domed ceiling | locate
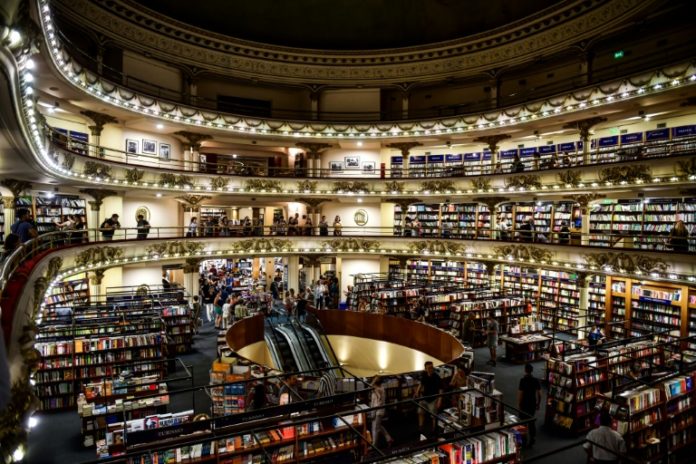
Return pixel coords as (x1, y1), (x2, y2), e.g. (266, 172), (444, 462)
(134, 0), (562, 50)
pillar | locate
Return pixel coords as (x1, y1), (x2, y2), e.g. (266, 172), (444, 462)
(175, 132), (212, 172)
(183, 258), (201, 299)
(80, 188), (118, 241)
(577, 273), (591, 340)
(80, 111), (118, 158)
(2, 197), (14, 237)
(265, 257), (276, 288)
(475, 196), (509, 240)
(484, 70), (501, 109)
(386, 142), (422, 177)
(401, 91), (409, 119)
(90, 269), (105, 302)
(483, 261), (498, 291)
(473, 135), (510, 172)
(562, 117), (606, 166)
(296, 143), (331, 177)
(310, 90), (320, 121)
(286, 255), (300, 294)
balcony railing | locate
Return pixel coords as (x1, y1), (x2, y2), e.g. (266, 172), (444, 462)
(47, 125), (696, 181)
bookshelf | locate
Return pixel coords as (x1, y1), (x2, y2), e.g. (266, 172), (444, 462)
(587, 275), (607, 327)
(538, 270), (580, 334)
(161, 306), (194, 354)
(0, 206), (4, 242)
(589, 202), (613, 246)
(450, 296), (525, 347)
(35, 194), (87, 234)
(43, 277), (90, 308)
(210, 362), (251, 416)
(35, 311), (167, 411)
(396, 202), (491, 238)
(545, 353), (607, 434)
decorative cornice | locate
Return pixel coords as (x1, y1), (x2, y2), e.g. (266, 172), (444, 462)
(386, 142), (422, 155)
(79, 189), (118, 209)
(83, 161), (112, 178)
(563, 116), (608, 139)
(53, 0), (657, 84)
(90, 268), (106, 285)
(563, 193), (605, 211)
(80, 110), (118, 134)
(332, 181), (370, 193)
(408, 240), (465, 255)
(470, 178), (492, 191)
(183, 257), (203, 274)
(557, 170), (582, 187)
(676, 157), (696, 176)
(160, 173), (194, 188)
(1, 179), (31, 198)
(296, 180), (318, 193)
(210, 176), (229, 190)
(75, 246), (124, 267)
(230, 238), (292, 252)
(383, 181), (404, 194)
(492, 245), (555, 263)
(245, 179), (282, 192)
(176, 195), (211, 210)
(504, 174), (542, 190)
(146, 240), (205, 256)
(473, 134), (511, 152)
(124, 167), (145, 183)
(421, 180), (455, 193)
(322, 238), (380, 252)
(583, 252), (669, 274)
(598, 164), (652, 184)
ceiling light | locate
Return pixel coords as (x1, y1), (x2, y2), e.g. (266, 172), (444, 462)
(8, 30), (22, 47)
(357, 141), (363, 147)
(357, 198), (363, 203)
(156, 193), (162, 197)
(24, 59), (36, 70)
(232, 154), (238, 158)
(156, 123), (163, 129)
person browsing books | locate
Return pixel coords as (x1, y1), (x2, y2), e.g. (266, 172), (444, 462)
(414, 361), (443, 435)
(584, 411), (626, 464)
(517, 363), (541, 447)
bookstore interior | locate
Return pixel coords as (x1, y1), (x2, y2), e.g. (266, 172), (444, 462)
(1, 1), (696, 463)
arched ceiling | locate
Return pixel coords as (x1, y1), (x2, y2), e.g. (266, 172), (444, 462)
(133, 0), (562, 50)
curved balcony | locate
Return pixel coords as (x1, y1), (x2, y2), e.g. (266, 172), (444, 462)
(41, 131), (696, 196)
(33, 0), (696, 140)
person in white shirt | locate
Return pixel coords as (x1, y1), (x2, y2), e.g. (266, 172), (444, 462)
(584, 411), (626, 464)
(370, 376), (394, 447)
(221, 297), (232, 329)
(497, 218), (509, 241)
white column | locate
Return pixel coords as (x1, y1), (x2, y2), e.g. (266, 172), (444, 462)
(2, 197), (15, 238)
(581, 206), (591, 246)
(578, 274), (590, 340)
(287, 255), (300, 294)
(87, 201), (101, 242)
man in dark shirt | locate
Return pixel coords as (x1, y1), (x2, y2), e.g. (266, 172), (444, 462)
(100, 213), (120, 240)
(518, 363), (541, 446)
(11, 208), (38, 243)
(136, 214), (150, 239)
(414, 361), (442, 435)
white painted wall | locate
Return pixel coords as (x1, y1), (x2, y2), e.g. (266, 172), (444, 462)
(339, 258), (380, 302)
(320, 202), (382, 235)
(123, 50), (182, 94)
(122, 196), (182, 234)
(122, 265), (166, 288)
(319, 89), (380, 120)
(319, 148), (382, 177)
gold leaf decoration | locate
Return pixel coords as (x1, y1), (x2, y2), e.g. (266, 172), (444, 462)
(408, 240), (463, 255)
(676, 157), (696, 176)
(210, 176), (229, 190)
(145, 240), (204, 256)
(83, 161), (112, 178)
(235, 238), (292, 252)
(297, 180), (317, 193)
(584, 252), (669, 274)
(493, 245), (554, 262)
(322, 238), (380, 251)
(75, 246), (124, 266)
(332, 181), (370, 193)
(125, 168), (145, 183)
(245, 179), (282, 191)
(504, 175), (542, 189)
(557, 170), (582, 187)
(384, 181), (404, 193)
(598, 164), (652, 184)
(160, 173), (194, 187)
(470, 178), (491, 191)
(61, 152), (75, 170)
(421, 180), (455, 192)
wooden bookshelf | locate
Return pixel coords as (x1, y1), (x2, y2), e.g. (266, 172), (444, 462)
(43, 277), (90, 308)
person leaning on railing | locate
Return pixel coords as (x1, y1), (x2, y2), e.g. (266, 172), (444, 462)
(668, 219), (690, 253)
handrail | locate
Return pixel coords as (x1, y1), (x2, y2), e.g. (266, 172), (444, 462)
(46, 123), (696, 180)
(2, 225), (694, 300)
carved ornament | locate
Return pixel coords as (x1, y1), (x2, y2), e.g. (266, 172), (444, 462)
(408, 240), (464, 255)
(504, 175), (542, 190)
(61, 152), (75, 170)
(83, 161), (112, 178)
(297, 180), (317, 193)
(323, 238), (380, 252)
(231, 239), (292, 253)
(383, 181), (404, 193)
(146, 241), (205, 256)
(183, 258), (203, 273)
(472, 196), (511, 211)
(493, 245), (555, 263)
(125, 167), (145, 183)
(45, 257), (63, 282)
(177, 195), (211, 209)
(245, 179), (281, 192)
(75, 246), (124, 267)
(583, 252), (669, 274)
(421, 180), (455, 193)
(332, 181), (370, 193)
(1, 179), (31, 198)
(90, 268), (106, 285)
(210, 176), (229, 190)
(557, 170), (582, 187)
(160, 173), (194, 188)
(471, 178), (491, 191)
(676, 157), (696, 177)
(598, 165), (652, 184)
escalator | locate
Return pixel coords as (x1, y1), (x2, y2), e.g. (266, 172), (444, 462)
(264, 323), (299, 372)
(264, 316), (338, 374)
(296, 321), (329, 371)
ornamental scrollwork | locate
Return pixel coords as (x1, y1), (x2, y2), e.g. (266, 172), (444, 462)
(210, 176), (229, 190)
(44, 257), (63, 282)
(383, 181), (404, 193)
(183, 258), (203, 273)
(323, 238), (380, 251)
(233, 238), (292, 252)
(61, 152), (75, 170)
(583, 252), (669, 274)
(160, 173), (194, 188)
(146, 241), (204, 256)
(493, 245), (555, 263)
(177, 195), (211, 208)
(470, 178), (491, 191)
(421, 180), (455, 192)
(83, 161), (112, 178)
(75, 246), (124, 266)
(504, 174), (542, 190)
(598, 164), (651, 184)
(676, 157), (696, 176)
(125, 167), (145, 183)
(408, 240), (463, 255)
(557, 170), (582, 187)
(245, 179), (282, 191)
(32, 277), (48, 318)
(297, 180), (317, 193)
(332, 181), (370, 193)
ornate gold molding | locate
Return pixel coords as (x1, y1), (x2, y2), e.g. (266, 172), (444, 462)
(473, 134), (510, 153)
(472, 196), (510, 211)
(504, 175), (542, 190)
(75, 246), (124, 266)
(90, 268), (106, 285)
(383, 181), (404, 193)
(83, 161), (112, 178)
(297, 180), (317, 193)
(209, 177), (228, 190)
(61, 152), (75, 170)
(323, 238), (380, 252)
(125, 167), (145, 183)
(408, 240), (464, 255)
(470, 178), (491, 191)
(386, 142), (422, 156)
(183, 258), (203, 273)
(332, 181), (369, 193)
(1, 179), (31, 198)
(79, 189), (118, 210)
(676, 157), (696, 176)
(598, 164), (652, 184)
(563, 193), (605, 213)
(80, 110), (118, 135)
(421, 180), (455, 193)
(177, 194), (211, 210)
(493, 244), (554, 263)
(245, 179), (281, 191)
(294, 198), (330, 210)
(583, 252), (669, 274)
(1, 197), (14, 209)
(230, 238), (292, 252)
(160, 173), (194, 188)
(557, 170), (582, 187)
(146, 240), (205, 256)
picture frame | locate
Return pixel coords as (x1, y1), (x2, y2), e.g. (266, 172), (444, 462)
(362, 161), (376, 174)
(142, 139), (157, 154)
(159, 143), (171, 160)
(329, 161), (344, 172)
(125, 139), (139, 154)
(344, 156), (360, 168)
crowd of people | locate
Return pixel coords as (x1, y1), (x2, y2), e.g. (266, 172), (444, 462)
(184, 214), (344, 237)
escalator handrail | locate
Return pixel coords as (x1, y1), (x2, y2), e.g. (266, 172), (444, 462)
(275, 325), (312, 372)
(304, 311), (351, 379)
(298, 322), (333, 374)
(264, 315), (299, 372)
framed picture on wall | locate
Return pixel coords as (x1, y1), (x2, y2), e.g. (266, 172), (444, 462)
(159, 143), (171, 160)
(125, 139), (139, 154)
(344, 156), (360, 168)
(329, 161), (344, 172)
(362, 161), (376, 174)
(142, 139), (157, 154)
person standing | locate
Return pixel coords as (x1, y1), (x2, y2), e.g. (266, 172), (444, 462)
(279, 375), (303, 404)
(332, 215), (342, 236)
(318, 216), (329, 236)
(584, 411), (627, 464)
(558, 220), (570, 245)
(414, 361), (443, 435)
(462, 312), (476, 347)
(295, 290), (308, 321)
(191, 295), (202, 333)
(186, 217), (198, 237)
(588, 324), (605, 349)
(370, 376), (394, 447)
(317, 363), (335, 397)
(668, 219), (690, 253)
(100, 213), (120, 241)
(486, 313), (499, 366)
(10, 209), (37, 243)
(518, 363), (541, 446)
(497, 218), (509, 241)
(136, 214), (151, 239)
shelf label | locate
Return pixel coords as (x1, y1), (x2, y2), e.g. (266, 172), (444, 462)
(500, 149), (518, 158)
(427, 154), (444, 163)
(539, 145), (556, 154)
(409, 155), (426, 165)
(598, 136), (619, 147)
(645, 128), (669, 141)
(672, 125), (696, 138)
(620, 132), (643, 144)
(445, 154), (462, 162)
(390, 156), (403, 164)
